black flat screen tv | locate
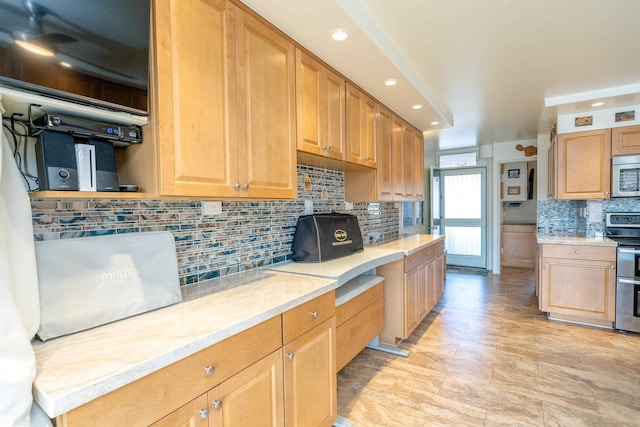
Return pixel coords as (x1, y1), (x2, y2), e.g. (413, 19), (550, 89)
(0, 0), (150, 116)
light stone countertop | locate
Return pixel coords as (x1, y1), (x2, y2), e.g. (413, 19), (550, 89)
(265, 247), (405, 285)
(31, 270), (337, 418)
(32, 234), (444, 418)
(536, 235), (618, 246)
(376, 233), (445, 256)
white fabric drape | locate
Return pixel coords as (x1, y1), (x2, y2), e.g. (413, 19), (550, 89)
(0, 125), (48, 426)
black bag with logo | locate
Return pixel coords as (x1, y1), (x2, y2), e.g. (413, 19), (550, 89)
(291, 213), (364, 262)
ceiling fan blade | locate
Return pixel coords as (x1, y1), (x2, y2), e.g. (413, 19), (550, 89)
(37, 32), (77, 44)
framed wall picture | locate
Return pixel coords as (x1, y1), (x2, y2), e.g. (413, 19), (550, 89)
(507, 168), (520, 179)
(615, 111), (635, 122)
(575, 116), (593, 127)
(507, 186), (521, 195)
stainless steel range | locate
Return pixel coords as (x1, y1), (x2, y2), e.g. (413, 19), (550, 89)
(605, 212), (640, 333)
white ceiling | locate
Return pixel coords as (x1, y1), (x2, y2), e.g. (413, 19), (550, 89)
(241, 0), (640, 151)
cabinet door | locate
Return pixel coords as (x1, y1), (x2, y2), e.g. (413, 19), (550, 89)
(295, 50), (345, 160)
(155, 0), (238, 198)
(556, 129), (611, 199)
(547, 135), (557, 199)
(501, 225), (537, 268)
(284, 318), (337, 427)
(402, 125), (414, 200)
(425, 258), (436, 313)
(346, 83), (377, 168)
(413, 129), (425, 201)
(540, 257), (616, 322)
(377, 107), (394, 201)
(209, 349), (284, 427)
(404, 269), (420, 337)
(417, 261), (428, 321)
(612, 125), (640, 156)
(434, 253), (445, 302)
(236, 10), (297, 199)
(392, 115), (405, 200)
(151, 395), (209, 427)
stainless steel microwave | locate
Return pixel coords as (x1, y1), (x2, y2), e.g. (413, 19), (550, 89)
(612, 155), (640, 197)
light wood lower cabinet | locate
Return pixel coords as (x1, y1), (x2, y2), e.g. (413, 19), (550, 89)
(501, 224), (536, 269)
(538, 244), (616, 326)
(282, 291), (336, 427)
(153, 349), (284, 427)
(377, 240), (445, 345)
(56, 292), (336, 427)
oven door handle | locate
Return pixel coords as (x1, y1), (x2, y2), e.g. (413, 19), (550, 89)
(618, 248), (640, 255)
(618, 278), (640, 285)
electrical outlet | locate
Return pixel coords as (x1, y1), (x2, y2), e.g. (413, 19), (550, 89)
(202, 201), (222, 216)
(304, 200), (314, 214)
(344, 202), (354, 210)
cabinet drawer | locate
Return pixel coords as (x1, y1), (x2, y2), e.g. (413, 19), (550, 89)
(336, 282), (383, 326)
(404, 247), (430, 271)
(283, 291), (335, 344)
(58, 316), (282, 427)
(540, 244), (615, 261)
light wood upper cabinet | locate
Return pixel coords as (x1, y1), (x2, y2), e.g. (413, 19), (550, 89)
(612, 125), (640, 156)
(154, 0), (237, 198)
(295, 49), (345, 160)
(413, 129), (425, 200)
(152, 0), (296, 199)
(391, 114), (405, 200)
(235, 10), (297, 199)
(556, 129), (611, 199)
(376, 107), (394, 201)
(346, 83), (377, 168)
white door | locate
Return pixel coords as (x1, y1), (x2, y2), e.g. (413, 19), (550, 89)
(440, 168), (487, 268)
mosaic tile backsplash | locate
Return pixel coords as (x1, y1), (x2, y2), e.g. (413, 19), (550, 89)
(537, 198), (640, 237)
(31, 165), (400, 285)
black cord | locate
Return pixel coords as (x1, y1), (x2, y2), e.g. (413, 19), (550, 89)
(2, 123), (35, 191)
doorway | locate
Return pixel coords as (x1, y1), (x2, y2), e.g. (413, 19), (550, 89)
(437, 167), (487, 268)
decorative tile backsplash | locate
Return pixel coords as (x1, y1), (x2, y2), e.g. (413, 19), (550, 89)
(31, 165), (399, 285)
(538, 198), (640, 237)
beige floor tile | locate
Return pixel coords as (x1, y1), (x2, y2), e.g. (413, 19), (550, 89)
(336, 268), (640, 426)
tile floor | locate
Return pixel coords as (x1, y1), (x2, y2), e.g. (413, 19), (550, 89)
(337, 268), (640, 426)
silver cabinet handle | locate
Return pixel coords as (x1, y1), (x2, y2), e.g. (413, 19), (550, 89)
(311, 311), (318, 318)
(234, 182), (241, 190)
(574, 250), (580, 254)
(199, 408), (209, 419)
(287, 353), (295, 360)
(242, 183), (250, 190)
(605, 191), (610, 196)
(212, 400), (223, 410)
(204, 365), (214, 375)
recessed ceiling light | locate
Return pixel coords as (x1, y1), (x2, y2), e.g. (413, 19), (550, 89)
(330, 29), (349, 41)
(15, 39), (55, 57)
(60, 61), (72, 68)
(384, 79), (398, 86)
(591, 102), (604, 107)
(411, 104), (423, 110)
(430, 121), (440, 126)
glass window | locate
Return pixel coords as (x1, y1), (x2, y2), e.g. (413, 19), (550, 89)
(401, 201), (424, 235)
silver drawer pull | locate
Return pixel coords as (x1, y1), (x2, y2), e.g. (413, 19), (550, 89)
(213, 400), (223, 410)
(287, 353), (295, 360)
(311, 311), (318, 318)
(574, 250), (580, 254)
(204, 365), (215, 375)
(199, 409), (210, 419)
